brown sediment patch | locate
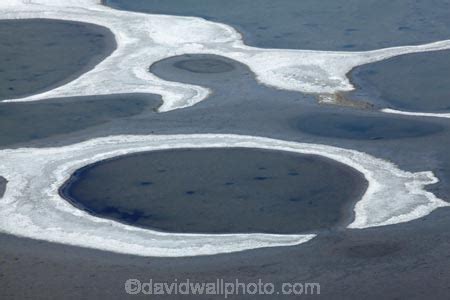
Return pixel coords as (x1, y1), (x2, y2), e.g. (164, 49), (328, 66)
(316, 92), (374, 110)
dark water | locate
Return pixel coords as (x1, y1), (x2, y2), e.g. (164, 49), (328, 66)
(60, 148), (367, 234)
(0, 176), (6, 198)
(150, 54), (314, 113)
(106, 0), (450, 50)
(50, 53), (437, 235)
(0, 94), (160, 147)
(295, 113), (443, 140)
(152, 54), (443, 140)
(349, 50), (450, 113)
(0, 19), (115, 100)
(174, 58), (235, 73)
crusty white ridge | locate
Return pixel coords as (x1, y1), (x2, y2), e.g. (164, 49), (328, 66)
(382, 108), (450, 119)
(1, 0), (450, 117)
(0, 134), (447, 257)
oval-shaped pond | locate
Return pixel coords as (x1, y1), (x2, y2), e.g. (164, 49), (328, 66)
(173, 58), (235, 73)
(60, 148), (367, 234)
(0, 19), (115, 100)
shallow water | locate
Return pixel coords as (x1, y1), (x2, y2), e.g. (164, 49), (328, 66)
(349, 49), (450, 113)
(61, 148), (367, 234)
(106, 0), (450, 50)
(0, 19), (115, 100)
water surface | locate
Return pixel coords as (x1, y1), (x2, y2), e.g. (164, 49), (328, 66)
(106, 0), (450, 50)
(349, 50), (450, 112)
(0, 19), (115, 100)
(0, 94), (160, 147)
(152, 54), (443, 141)
(295, 113), (443, 140)
(61, 148), (367, 234)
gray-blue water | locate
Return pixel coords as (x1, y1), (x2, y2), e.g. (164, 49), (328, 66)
(105, 0), (450, 50)
(152, 54), (442, 140)
(0, 94), (160, 147)
(60, 148), (367, 234)
(3, 3), (450, 298)
(349, 49), (450, 113)
(104, 0), (450, 113)
(0, 19), (115, 100)
(58, 54), (444, 234)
